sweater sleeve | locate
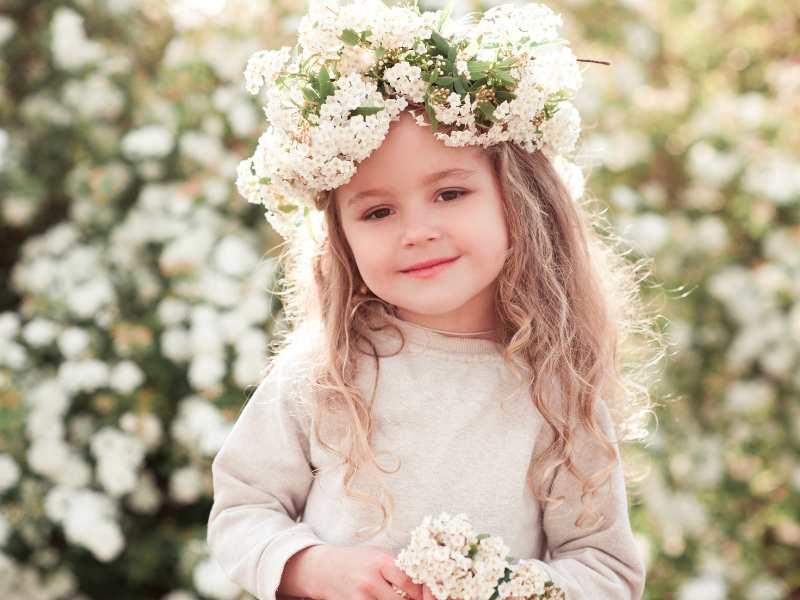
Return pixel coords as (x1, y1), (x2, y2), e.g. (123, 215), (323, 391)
(528, 398), (647, 600)
(206, 337), (326, 600)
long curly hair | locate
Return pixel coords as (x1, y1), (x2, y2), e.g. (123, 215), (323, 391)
(265, 109), (667, 540)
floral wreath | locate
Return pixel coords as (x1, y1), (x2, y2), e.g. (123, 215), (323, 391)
(236, 0), (607, 239)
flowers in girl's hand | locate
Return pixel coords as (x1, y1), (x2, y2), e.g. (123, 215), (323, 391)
(394, 512), (565, 600)
(237, 0), (591, 239)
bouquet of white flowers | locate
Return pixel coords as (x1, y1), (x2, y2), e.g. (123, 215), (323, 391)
(394, 512), (565, 600)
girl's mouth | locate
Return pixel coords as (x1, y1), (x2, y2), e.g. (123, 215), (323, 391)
(401, 256), (460, 279)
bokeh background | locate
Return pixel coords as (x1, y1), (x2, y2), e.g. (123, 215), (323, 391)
(1, 0), (798, 598)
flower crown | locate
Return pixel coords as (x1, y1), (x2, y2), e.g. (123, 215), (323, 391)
(236, 0), (596, 239)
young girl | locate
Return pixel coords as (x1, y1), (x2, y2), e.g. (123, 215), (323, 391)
(208, 2), (662, 599)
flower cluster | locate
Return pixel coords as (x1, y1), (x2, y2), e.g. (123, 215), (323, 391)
(395, 512), (565, 600)
(236, 0), (586, 239)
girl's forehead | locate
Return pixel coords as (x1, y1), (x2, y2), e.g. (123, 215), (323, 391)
(341, 143), (488, 193)
(336, 151), (490, 205)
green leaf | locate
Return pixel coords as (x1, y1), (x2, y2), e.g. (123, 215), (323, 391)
(425, 68), (440, 83)
(318, 66), (334, 101)
(302, 87), (320, 103)
(467, 60), (491, 79)
(494, 69), (517, 86)
(468, 77), (487, 92)
(453, 76), (467, 95)
(361, 29), (373, 40)
(351, 105), (384, 116)
(495, 57), (518, 68)
(374, 46), (385, 58)
(477, 102), (497, 123)
(495, 89), (516, 101)
(340, 28), (360, 46)
(277, 203), (297, 213)
(430, 30), (450, 57)
(436, 75), (455, 87)
(424, 100), (439, 133)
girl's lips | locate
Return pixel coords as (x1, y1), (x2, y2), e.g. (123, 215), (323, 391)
(401, 256), (459, 278)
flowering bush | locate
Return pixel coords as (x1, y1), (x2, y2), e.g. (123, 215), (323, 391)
(0, 1), (288, 598)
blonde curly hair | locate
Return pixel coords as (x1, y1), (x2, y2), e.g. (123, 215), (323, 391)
(264, 108), (666, 539)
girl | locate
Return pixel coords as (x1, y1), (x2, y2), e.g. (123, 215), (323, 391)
(208, 2), (664, 599)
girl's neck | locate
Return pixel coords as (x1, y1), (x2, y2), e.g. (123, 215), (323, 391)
(405, 322), (496, 338)
(388, 308), (499, 340)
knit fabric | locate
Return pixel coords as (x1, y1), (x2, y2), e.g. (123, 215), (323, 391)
(207, 313), (646, 599)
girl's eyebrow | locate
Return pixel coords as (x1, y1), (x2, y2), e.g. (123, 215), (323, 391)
(346, 168), (476, 207)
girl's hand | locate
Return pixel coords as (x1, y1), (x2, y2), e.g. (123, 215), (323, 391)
(311, 545), (423, 600)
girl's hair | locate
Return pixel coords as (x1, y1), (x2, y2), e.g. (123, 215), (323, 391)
(266, 107), (667, 539)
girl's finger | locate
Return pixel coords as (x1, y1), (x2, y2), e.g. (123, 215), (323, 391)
(380, 560), (423, 600)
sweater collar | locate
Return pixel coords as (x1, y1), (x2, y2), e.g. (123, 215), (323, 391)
(371, 311), (504, 357)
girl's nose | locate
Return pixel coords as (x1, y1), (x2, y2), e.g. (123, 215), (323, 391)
(401, 225), (441, 247)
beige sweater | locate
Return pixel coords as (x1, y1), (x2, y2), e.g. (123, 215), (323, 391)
(207, 313), (646, 600)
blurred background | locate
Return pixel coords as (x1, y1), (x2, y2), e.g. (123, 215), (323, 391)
(0, 0), (798, 598)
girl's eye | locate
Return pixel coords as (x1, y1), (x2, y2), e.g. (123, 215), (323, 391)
(362, 189), (467, 221)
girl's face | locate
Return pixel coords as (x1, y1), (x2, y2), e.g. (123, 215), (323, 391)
(335, 110), (509, 333)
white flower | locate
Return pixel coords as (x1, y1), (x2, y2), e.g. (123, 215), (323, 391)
(28, 437), (71, 480)
(742, 153), (800, 205)
(58, 326), (92, 359)
(676, 574), (726, 600)
(188, 353), (226, 390)
(50, 8), (104, 70)
(193, 557), (241, 600)
(725, 378), (775, 415)
(470, 3), (563, 48)
(158, 297), (190, 326)
(383, 62), (427, 104)
(109, 360), (145, 395)
(541, 102), (581, 155)
(121, 125), (175, 161)
(169, 465), (205, 504)
(528, 45), (582, 95)
(161, 327), (192, 362)
(213, 235), (258, 277)
(395, 512), (559, 600)
(120, 411), (163, 450)
(89, 427), (146, 497)
(551, 155), (585, 201)
(687, 141), (740, 186)
(616, 213), (671, 256)
(62, 74), (125, 121)
(0, 311), (21, 339)
(171, 396), (231, 457)
(62, 489), (125, 562)
(0, 16), (16, 46)
(179, 130), (227, 168)
(243, 46), (292, 95)
(127, 471), (163, 514)
(21, 318), (59, 347)
(0, 514), (10, 546)
(497, 559), (550, 598)
(162, 591), (199, 600)
(57, 358), (110, 394)
(0, 454), (21, 494)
